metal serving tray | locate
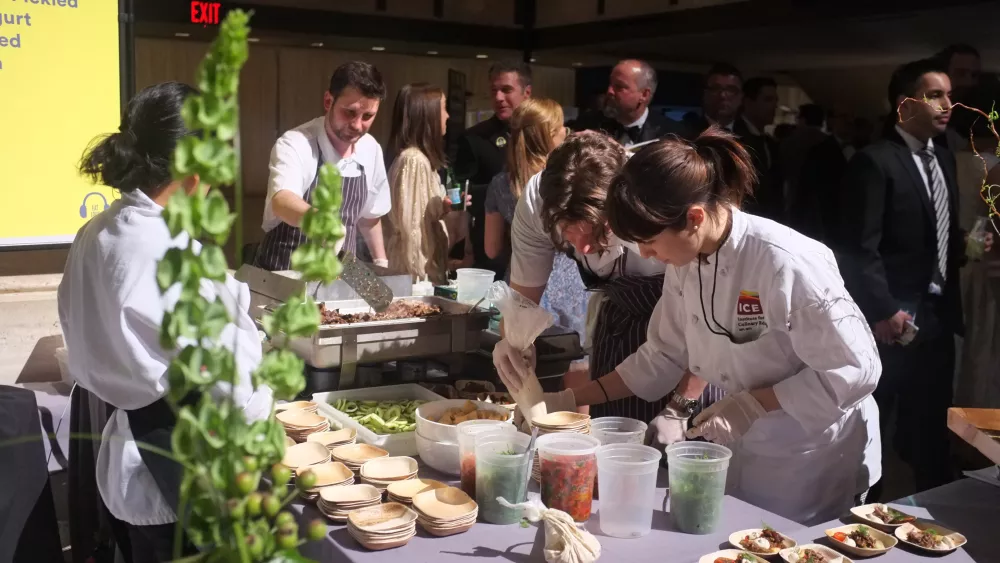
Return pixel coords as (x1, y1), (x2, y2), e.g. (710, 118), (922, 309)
(272, 296), (492, 387)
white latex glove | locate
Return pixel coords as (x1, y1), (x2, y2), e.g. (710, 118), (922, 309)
(493, 339), (536, 392)
(514, 389), (576, 432)
(685, 391), (766, 446)
(647, 406), (690, 450)
(373, 258), (389, 268)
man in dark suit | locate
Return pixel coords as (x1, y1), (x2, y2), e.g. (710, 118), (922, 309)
(793, 108), (855, 243)
(573, 59), (680, 147)
(454, 61), (532, 278)
(835, 58), (990, 493)
(683, 64), (784, 222)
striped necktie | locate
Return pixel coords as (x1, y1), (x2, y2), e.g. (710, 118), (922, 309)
(918, 147), (950, 287)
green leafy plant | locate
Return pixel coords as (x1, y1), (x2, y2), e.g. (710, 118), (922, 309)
(157, 9), (347, 561)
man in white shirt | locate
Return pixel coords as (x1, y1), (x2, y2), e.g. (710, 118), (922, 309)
(255, 61), (390, 271)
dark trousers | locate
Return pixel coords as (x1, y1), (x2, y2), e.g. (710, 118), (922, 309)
(127, 522), (195, 563)
(873, 295), (955, 493)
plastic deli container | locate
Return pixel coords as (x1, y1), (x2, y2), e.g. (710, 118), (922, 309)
(537, 433), (601, 522)
(476, 432), (532, 524)
(591, 417), (648, 445)
(666, 442), (732, 534)
(457, 420), (517, 498)
(596, 444), (660, 538)
(456, 268), (496, 305)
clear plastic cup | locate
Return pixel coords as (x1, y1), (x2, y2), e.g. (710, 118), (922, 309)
(591, 417), (649, 445)
(476, 432), (532, 524)
(456, 268), (496, 305)
(666, 442), (732, 534)
(596, 444), (661, 538)
(457, 420), (516, 498)
(537, 433), (602, 522)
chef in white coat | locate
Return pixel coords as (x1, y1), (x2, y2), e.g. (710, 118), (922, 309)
(59, 82), (272, 561)
(510, 127), (883, 524)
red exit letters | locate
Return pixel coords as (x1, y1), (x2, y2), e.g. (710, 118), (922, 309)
(191, 1), (221, 26)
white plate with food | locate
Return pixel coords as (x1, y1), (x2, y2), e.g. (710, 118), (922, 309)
(779, 544), (852, 563)
(729, 528), (797, 557)
(894, 522), (966, 554)
(825, 524), (897, 557)
(699, 549), (769, 563)
(849, 503), (917, 530)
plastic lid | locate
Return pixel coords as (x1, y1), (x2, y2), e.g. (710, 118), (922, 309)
(536, 433), (601, 457)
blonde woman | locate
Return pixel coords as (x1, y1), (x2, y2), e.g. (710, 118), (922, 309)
(483, 98), (586, 339)
(385, 83), (454, 283)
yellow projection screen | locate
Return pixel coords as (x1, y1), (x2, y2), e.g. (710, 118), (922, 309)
(0, 0), (122, 247)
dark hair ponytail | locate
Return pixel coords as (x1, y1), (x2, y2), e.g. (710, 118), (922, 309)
(606, 126), (756, 243)
(80, 81), (197, 195)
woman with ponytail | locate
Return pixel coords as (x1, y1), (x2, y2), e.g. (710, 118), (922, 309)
(596, 126), (882, 524)
(59, 82), (272, 561)
(483, 98), (587, 340)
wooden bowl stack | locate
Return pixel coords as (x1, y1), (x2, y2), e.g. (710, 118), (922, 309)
(306, 428), (358, 452)
(386, 478), (447, 505)
(358, 457), (419, 493)
(347, 502), (418, 551)
(296, 461), (355, 502)
(330, 444), (390, 473)
(281, 442), (332, 475)
(412, 486), (478, 537)
(277, 408), (331, 443)
(317, 484), (382, 523)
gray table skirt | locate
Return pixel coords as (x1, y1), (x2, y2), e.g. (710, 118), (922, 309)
(290, 466), (998, 563)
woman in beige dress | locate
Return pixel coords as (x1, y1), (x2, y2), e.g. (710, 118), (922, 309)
(384, 83), (458, 283)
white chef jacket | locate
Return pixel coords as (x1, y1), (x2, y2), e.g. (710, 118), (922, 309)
(510, 170), (664, 289)
(58, 189), (273, 526)
(617, 208), (882, 525)
(262, 116), (390, 235)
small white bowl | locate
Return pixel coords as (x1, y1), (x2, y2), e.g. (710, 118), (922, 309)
(849, 503), (915, 531)
(779, 544), (853, 563)
(415, 399), (513, 444)
(415, 432), (460, 475)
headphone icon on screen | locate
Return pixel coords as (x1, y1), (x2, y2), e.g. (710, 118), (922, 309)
(80, 192), (110, 218)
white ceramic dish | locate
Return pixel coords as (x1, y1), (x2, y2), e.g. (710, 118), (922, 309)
(894, 522), (966, 554)
(698, 549), (768, 563)
(415, 399), (514, 444)
(314, 384), (445, 456)
(728, 528), (796, 557)
(414, 432), (460, 475)
(779, 544), (853, 563)
(825, 524), (897, 557)
(849, 503), (916, 530)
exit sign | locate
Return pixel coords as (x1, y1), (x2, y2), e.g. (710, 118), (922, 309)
(190, 1), (222, 25)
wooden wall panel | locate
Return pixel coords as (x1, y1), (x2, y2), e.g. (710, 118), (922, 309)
(242, 0), (517, 27)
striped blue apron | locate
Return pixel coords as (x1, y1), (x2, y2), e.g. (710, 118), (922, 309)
(254, 150), (368, 271)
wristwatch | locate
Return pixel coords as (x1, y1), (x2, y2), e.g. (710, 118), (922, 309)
(668, 392), (699, 416)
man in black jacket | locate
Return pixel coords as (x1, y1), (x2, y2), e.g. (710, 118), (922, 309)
(573, 59), (681, 147)
(454, 61), (532, 277)
(835, 58), (989, 492)
(683, 64), (783, 222)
